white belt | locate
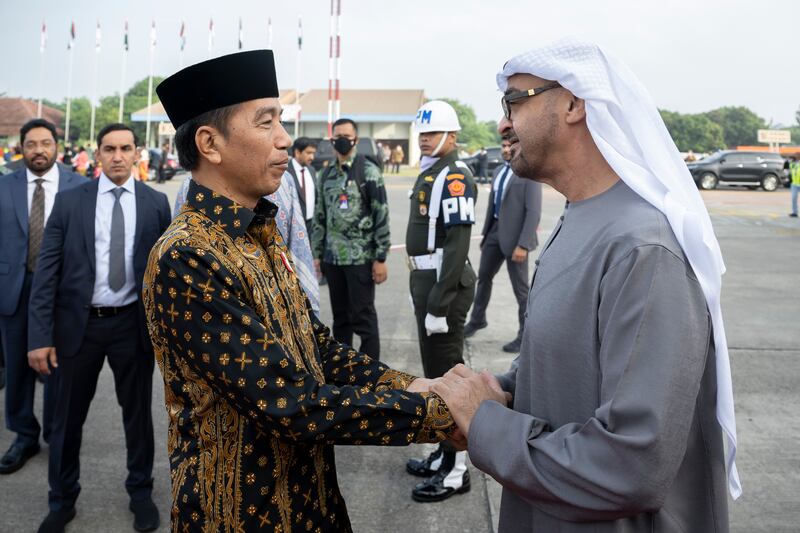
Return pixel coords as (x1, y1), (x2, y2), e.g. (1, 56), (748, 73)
(407, 253), (439, 271)
(407, 248), (444, 277)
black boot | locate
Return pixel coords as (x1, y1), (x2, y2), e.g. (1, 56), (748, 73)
(502, 335), (522, 353)
(412, 450), (470, 502)
(406, 444), (443, 477)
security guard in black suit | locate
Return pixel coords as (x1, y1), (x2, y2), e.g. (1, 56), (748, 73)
(405, 100), (477, 502)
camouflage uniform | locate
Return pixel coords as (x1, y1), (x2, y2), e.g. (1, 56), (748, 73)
(312, 149), (390, 359)
(311, 150), (390, 265)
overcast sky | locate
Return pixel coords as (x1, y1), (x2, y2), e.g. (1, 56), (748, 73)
(3, 0), (799, 126)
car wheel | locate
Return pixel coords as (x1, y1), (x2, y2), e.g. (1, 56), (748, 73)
(698, 172), (718, 190)
(761, 173), (779, 192)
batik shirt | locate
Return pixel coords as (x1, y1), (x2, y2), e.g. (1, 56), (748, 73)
(144, 181), (453, 533)
(174, 175), (320, 315)
(311, 150), (390, 265)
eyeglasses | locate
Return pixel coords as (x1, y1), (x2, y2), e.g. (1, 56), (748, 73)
(500, 82), (560, 120)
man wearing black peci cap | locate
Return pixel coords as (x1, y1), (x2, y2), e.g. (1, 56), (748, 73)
(145, 50), (461, 532)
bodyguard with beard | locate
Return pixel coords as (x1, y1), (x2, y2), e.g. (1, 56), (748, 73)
(0, 119), (86, 475)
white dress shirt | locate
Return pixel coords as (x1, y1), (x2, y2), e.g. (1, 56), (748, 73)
(291, 158), (315, 221)
(26, 164), (60, 226)
(91, 173), (138, 307)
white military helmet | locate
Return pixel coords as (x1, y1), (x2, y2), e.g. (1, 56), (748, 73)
(414, 100), (461, 133)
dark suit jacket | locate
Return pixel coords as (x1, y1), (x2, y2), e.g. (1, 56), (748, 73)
(286, 159), (317, 220)
(0, 166), (87, 316)
(481, 164), (543, 256)
(28, 179), (171, 358)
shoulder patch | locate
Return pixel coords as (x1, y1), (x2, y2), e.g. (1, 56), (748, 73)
(447, 180), (466, 197)
(446, 173), (464, 181)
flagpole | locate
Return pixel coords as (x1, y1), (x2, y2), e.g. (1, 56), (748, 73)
(327, 1), (334, 137)
(179, 21), (185, 69)
(208, 18), (214, 59)
(37, 21), (46, 118)
(334, 0), (342, 121)
(65, 22), (75, 144)
(267, 17), (273, 49)
(89, 21), (101, 144)
(146, 21), (156, 148)
(295, 16), (302, 137)
(118, 20), (128, 122)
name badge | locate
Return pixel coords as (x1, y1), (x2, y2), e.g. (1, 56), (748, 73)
(338, 193), (349, 210)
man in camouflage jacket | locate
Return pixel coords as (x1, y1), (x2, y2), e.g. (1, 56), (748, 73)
(312, 118), (390, 360)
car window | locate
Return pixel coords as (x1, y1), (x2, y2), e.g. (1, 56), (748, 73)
(724, 154), (747, 164)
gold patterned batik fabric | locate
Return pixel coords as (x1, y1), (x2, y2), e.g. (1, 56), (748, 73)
(143, 180), (454, 533)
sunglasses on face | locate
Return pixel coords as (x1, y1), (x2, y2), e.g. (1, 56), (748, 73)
(501, 82), (560, 120)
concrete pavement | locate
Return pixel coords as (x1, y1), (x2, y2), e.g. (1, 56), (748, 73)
(0, 174), (797, 532)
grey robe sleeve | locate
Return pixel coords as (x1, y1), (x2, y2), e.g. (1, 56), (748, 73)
(495, 356), (519, 396)
(468, 245), (711, 521)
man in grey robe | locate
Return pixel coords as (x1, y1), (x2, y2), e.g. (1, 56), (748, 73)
(432, 39), (739, 532)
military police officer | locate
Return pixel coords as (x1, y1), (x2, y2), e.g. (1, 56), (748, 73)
(405, 100), (477, 502)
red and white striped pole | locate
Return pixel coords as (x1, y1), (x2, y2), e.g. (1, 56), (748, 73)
(327, 0), (335, 137)
(334, 0), (342, 122)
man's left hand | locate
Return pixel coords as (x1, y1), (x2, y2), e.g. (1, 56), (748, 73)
(511, 246), (528, 263)
(431, 364), (511, 436)
(372, 261), (388, 284)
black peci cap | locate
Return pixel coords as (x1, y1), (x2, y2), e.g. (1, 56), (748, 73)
(156, 50), (280, 128)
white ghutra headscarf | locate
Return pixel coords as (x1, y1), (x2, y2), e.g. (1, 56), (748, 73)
(497, 37), (741, 499)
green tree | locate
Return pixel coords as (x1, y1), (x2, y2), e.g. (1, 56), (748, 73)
(704, 106), (766, 148)
(437, 98), (500, 151)
(660, 110), (725, 152)
(46, 76), (164, 145)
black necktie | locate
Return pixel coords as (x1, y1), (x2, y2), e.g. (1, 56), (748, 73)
(299, 167), (307, 201)
(494, 165), (510, 219)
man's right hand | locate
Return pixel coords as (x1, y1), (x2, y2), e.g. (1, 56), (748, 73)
(28, 347), (58, 375)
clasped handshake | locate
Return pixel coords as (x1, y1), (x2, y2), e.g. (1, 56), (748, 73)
(406, 364), (513, 450)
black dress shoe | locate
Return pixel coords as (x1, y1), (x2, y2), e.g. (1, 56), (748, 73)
(412, 469), (471, 502)
(130, 497), (160, 532)
(0, 441), (40, 474)
(463, 321), (487, 338)
(406, 445), (443, 477)
(502, 336), (522, 353)
(412, 450), (470, 502)
(37, 508), (76, 533)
